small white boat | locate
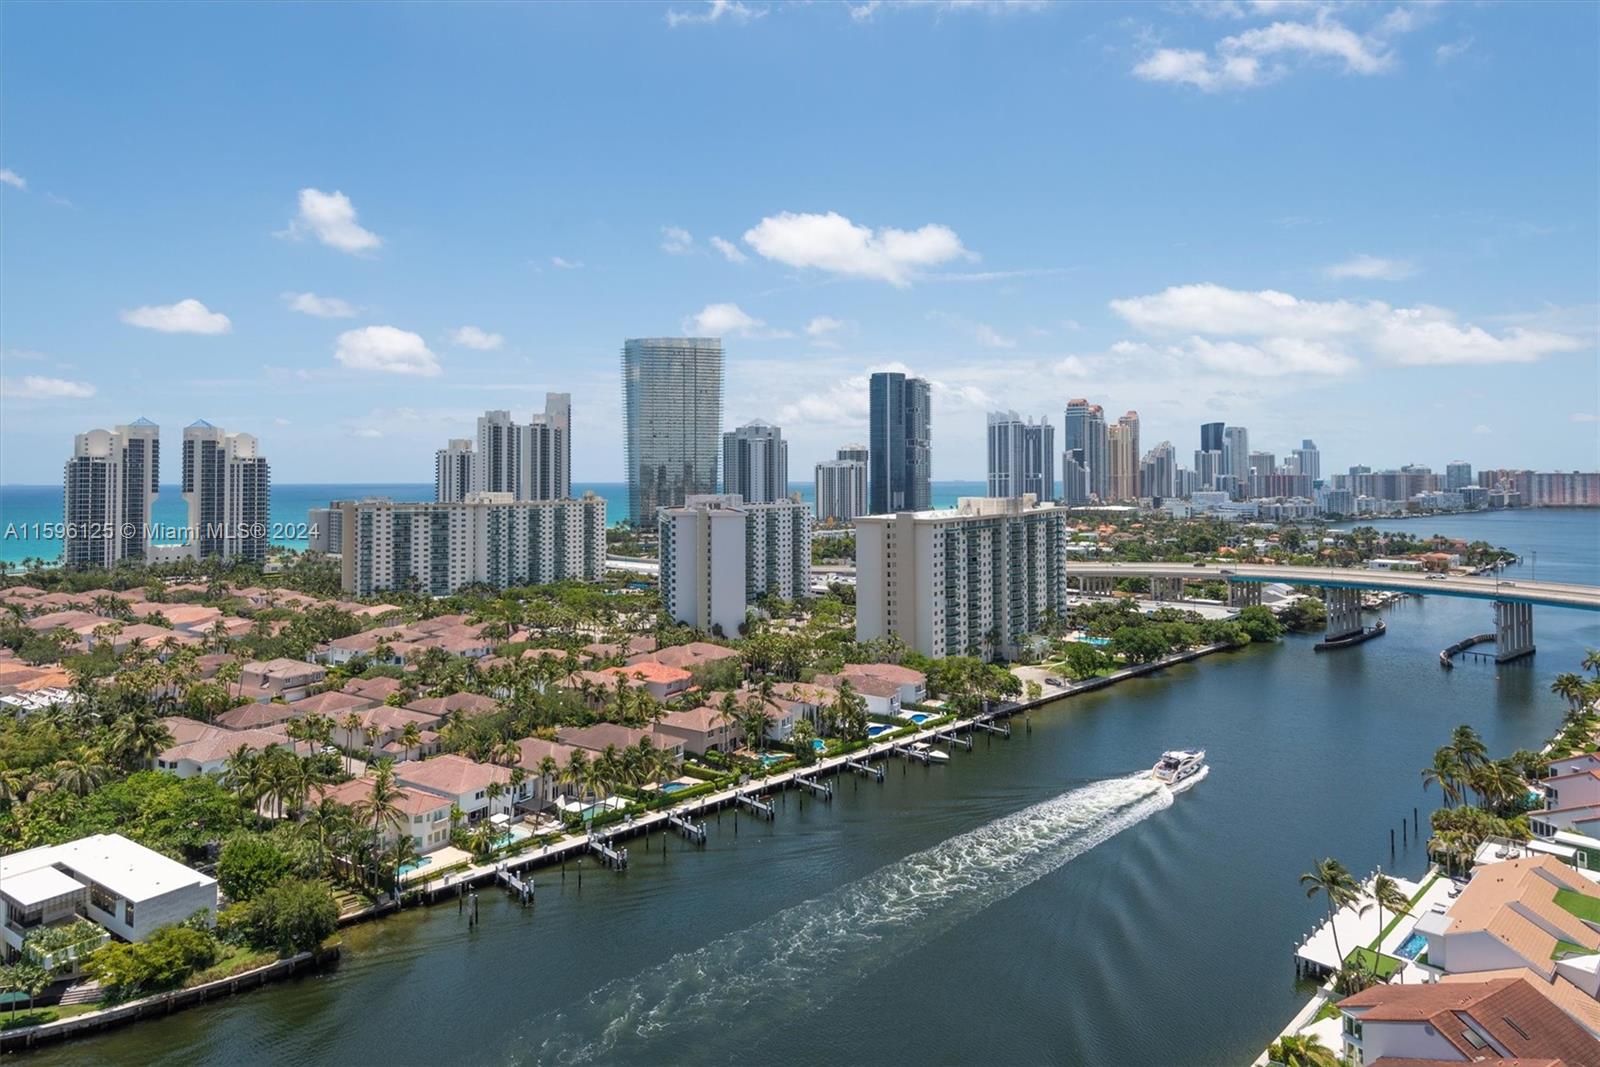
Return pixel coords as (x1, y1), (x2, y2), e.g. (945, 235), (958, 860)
(909, 742), (950, 763)
(1148, 749), (1206, 789)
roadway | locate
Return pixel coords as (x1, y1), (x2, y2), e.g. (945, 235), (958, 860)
(1063, 561), (1600, 612)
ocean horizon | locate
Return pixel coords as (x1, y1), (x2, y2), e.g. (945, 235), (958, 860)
(0, 480), (991, 565)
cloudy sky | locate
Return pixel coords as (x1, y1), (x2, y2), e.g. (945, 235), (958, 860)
(2, 1), (1595, 485)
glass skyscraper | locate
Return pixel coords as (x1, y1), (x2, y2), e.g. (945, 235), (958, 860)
(868, 371), (931, 514)
(622, 338), (724, 525)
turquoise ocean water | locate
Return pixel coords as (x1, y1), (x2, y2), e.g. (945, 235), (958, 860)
(0, 482), (990, 564)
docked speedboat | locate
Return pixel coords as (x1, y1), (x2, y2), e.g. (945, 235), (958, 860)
(1148, 749), (1206, 787)
(909, 741), (951, 763)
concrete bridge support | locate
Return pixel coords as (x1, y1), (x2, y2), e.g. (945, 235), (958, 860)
(1324, 587), (1363, 641)
(1153, 577), (1185, 602)
(1494, 601), (1535, 663)
(1078, 576), (1115, 597)
(1228, 582), (1262, 608)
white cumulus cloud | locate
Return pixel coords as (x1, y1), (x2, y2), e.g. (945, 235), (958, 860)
(550, 256), (584, 270)
(709, 236), (748, 263)
(683, 302), (790, 339)
(1133, 7), (1415, 92)
(661, 226), (694, 254)
(120, 298), (233, 335)
(804, 316), (844, 337)
(0, 375), (96, 400)
(742, 210), (972, 287)
(335, 326), (441, 377)
(282, 187), (383, 255)
(1109, 283), (1586, 370)
(0, 168), (25, 190)
(283, 291), (358, 318)
(666, 0), (763, 27)
(450, 325), (505, 351)
(1326, 254), (1417, 281)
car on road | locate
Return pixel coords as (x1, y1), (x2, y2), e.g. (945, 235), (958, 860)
(1045, 677), (1064, 687)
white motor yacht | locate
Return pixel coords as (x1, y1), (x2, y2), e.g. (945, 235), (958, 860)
(1148, 749), (1206, 788)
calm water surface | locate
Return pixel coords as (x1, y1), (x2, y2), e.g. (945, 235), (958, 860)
(26, 509), (1600, 1066)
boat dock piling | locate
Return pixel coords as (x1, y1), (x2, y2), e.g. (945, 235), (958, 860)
(666, 811), (707, 844)
(894, 745), (934, 765)
(939, 731), (973, 751)
(736, 792), (776, 820)
(970, 718), (1011, 738)
(844, 758), (885, 782)
(793, 774), (834, 801)
(588, 835), (629, 870)
(496, 866), (534, 905)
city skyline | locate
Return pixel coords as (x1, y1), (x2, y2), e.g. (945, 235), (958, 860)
(2, 2), (1596, 486)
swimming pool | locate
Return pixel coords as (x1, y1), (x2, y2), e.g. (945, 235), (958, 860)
(661, 781), (692, 793)
(812, 739), (825, 752)
(867, 724), (892, 737)
(1395, 931), (1428, 960)
(398, 855), (434, 876)
(1081, 637), (1111, 647)
(901, 712), (930, 724)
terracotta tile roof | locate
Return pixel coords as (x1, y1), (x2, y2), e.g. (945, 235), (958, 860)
(394, 754), (509, 797)
(630, 642), (739, 670)
(556, 723), (679, 754)
(288, 691), (376, 717)
(839, 662), (926, 687)
(513, 737), (582, 772)
(597, 662), (692, 686)
(658, 705), (735, 733)
(216, 702), (302, 730)
(1446, 857), (1600, 937)
(344, 676), (405, 700)
(1344, 977), (1600, 1064)
(1441, 967), (1600, 1038)
(315, 776), (452, 818)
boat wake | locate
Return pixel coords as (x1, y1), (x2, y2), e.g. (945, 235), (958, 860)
(521, 775), (1173, 1065)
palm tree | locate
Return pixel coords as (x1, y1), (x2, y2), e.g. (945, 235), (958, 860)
(1266, 1033), (1337, 1067)
(1300, 857), (1362, 971)
(52, 752), (110, 797)
(1450, 724), (1488, 771)
(341, 711), (364, 773)
(1583, 648), (1600, 676)
(388, 835), (422, 897)
(1371, 870), (1411, 942)
(300, 795), (350, 876)
(1421, 747), (1465, 807)
(562, 749), (590, 805)
(536, 755), (559, 809)
(399, 722), (423, 762)
(107, 709), (175, 770)
(222, 745), (264, 814)
(1552, 673), (1590, 716)
(355, 761), (405, 889)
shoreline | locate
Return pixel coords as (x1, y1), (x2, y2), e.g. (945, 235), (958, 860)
(0, 636), (1246, 1054)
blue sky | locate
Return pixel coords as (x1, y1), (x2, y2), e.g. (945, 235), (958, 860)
(2, 0), (1596, 485)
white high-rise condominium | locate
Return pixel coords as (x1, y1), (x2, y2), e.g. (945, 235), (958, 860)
(339, 492), (605, 597)
(181, 421), (271, 561)
(855, 495), (1069, 661)
(986, 412), (1056, 500)
(1222, 426), (1250, 490)
(722, 420), (788, 504)
(1140, 441), (1177, 499)
(469, 394), (571, 502)
(1293, 439), (1321, 485)
(63, 418), (160, 567)
(815, 451), (868, 524)
(836, 443), (869, 466)
(435, 439), (474, 503)
(659, 494), (811, 637)
(1445, 461), (1474, 492)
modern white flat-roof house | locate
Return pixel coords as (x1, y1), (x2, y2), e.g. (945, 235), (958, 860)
(0, 833), (218, 961)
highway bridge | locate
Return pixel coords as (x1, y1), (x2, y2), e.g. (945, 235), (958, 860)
(1066, 562), (1600, 661)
